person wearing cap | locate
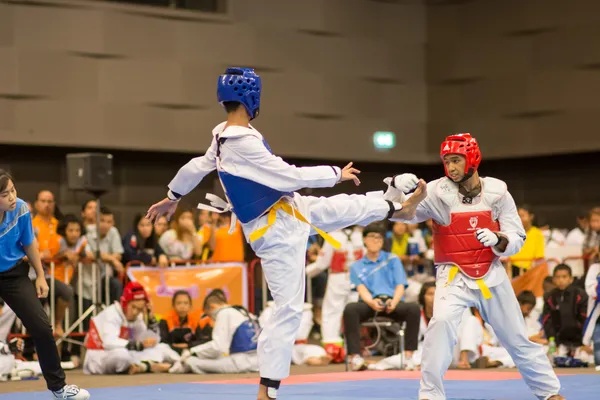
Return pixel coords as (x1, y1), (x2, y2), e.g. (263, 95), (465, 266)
(384, 133), (563, 400)
(82, 282), (179, 375)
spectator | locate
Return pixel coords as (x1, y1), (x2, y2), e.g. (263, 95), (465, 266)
(173, 291), (259, 374)
(542, 264), (588, 350)
(32, 190), (61, 261)
(122, 214), (168, 268)
(510, 205), (545, 276)
(518, 291), (547, 345)
(80, 200), (97, 229)
(56, 215), (91, 283)
(158, 290), (211, 355)
(154, 215), (169, 238)
(83, 282), (177, 375)
(386, 222), (411, 264)
(565, 210), (589, 247)
(343, 223), (420, 371)
(583, 207), (600, 266)
(31, 191), (74, 337)
(207, 212), (245, 263)
(85, 207), (125, 304)
(196, 209), (211, 246)
(159, 208), (203, 262)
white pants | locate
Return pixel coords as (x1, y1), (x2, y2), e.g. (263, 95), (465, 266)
(321, 272), (354, 344)
(185, 352), (258, 374)
(0, 355), (43, 380)
(291, 344), (327, 365)
(83, 343), (177, 374)
(0, 354), (14, 377)
(0, 305), (16, 342)
(452, 311), (483, 366)
(481, 344), (516, 368)
(245, 192), (390, 380)
(419, 272), (560, 400)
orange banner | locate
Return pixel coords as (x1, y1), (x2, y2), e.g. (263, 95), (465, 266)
(512, 262), (549, 298)
(127, 263), (247, 319)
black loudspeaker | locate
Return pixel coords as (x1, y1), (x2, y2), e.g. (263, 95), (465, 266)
(66, 153), (113, 193)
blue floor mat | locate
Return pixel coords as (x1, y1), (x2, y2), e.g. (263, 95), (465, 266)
(1, 375), (598, 399)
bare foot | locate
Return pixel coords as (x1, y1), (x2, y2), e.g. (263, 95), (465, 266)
(457, 360), (471, 370)
(547, 396), (565, 400)
(54, 325), (65, 337)
(128, 364), (143, 375)
(150, 362), (172, 373)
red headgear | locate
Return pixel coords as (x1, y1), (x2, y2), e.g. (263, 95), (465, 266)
(323, 343), (346, 364)
(440, 133), (482, 181)
(120, 282), (149, 310)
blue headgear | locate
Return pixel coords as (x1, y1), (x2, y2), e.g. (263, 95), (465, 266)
(217, 67), (262, 120)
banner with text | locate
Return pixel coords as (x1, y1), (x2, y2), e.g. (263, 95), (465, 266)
(127, 263), (247, 318)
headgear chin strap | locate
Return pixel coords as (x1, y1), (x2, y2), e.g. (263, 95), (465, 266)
(440, 133), (482, 182)
(120, 281), (149, 311)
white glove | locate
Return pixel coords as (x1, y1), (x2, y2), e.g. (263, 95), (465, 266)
(476, 228), (499, 247)
(391, 174), (419, 194)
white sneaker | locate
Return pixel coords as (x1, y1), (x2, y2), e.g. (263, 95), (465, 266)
(351, 355), (367, 371)
(52, 385), (91, 399)
(595, 365), (600, 372)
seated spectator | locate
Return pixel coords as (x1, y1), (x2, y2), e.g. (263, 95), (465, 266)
(56, 215), (91, 283)
(518, 290), (547, 345)
(260, 301), (331, 367)
(208, 212), (245, 263)
(0, 300), (16, 343)
(85, 207), (125, 304)
(83, 282), (178, 375)
(122, 214), (168, 268)
(583, 262), (600, 371)
(159, 208), (203, 262)
(343, 223), (420, 371)
(583, 207), (600, 266)
(510, 205), (545, 275)
(158, 290), (211, 355)
(172, 290), (259, 374)
(368, 281), (435, 370)
(543, 264), (588, 351)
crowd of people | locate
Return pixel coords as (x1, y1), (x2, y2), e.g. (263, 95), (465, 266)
(0, 188), (599, 382)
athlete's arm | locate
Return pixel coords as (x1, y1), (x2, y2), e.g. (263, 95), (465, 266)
(223, 136), (341, 192)
(492, 191), (526, 257)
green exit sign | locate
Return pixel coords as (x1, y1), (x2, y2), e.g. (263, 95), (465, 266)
(373, 131), (396, 150)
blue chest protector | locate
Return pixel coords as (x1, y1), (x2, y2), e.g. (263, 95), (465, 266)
(229, 306), (260, 354)
(217, 136), (292, 224)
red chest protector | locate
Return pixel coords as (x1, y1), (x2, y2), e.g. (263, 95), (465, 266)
(85, 319), (131, 350)
(433, 210), (500, 279)
(331, 249), (364, 273)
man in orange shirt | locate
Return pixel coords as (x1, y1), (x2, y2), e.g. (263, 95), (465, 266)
(31, 190), (73, 336)
(208, 212), (245, 263)
(32, 190), (61, 260)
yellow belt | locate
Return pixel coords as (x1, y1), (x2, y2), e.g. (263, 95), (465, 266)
(248, 199), (341, 249)
(447, 266), (492, 299)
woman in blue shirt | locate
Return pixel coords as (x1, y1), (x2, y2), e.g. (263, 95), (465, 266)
(0, 171), (89, 399)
